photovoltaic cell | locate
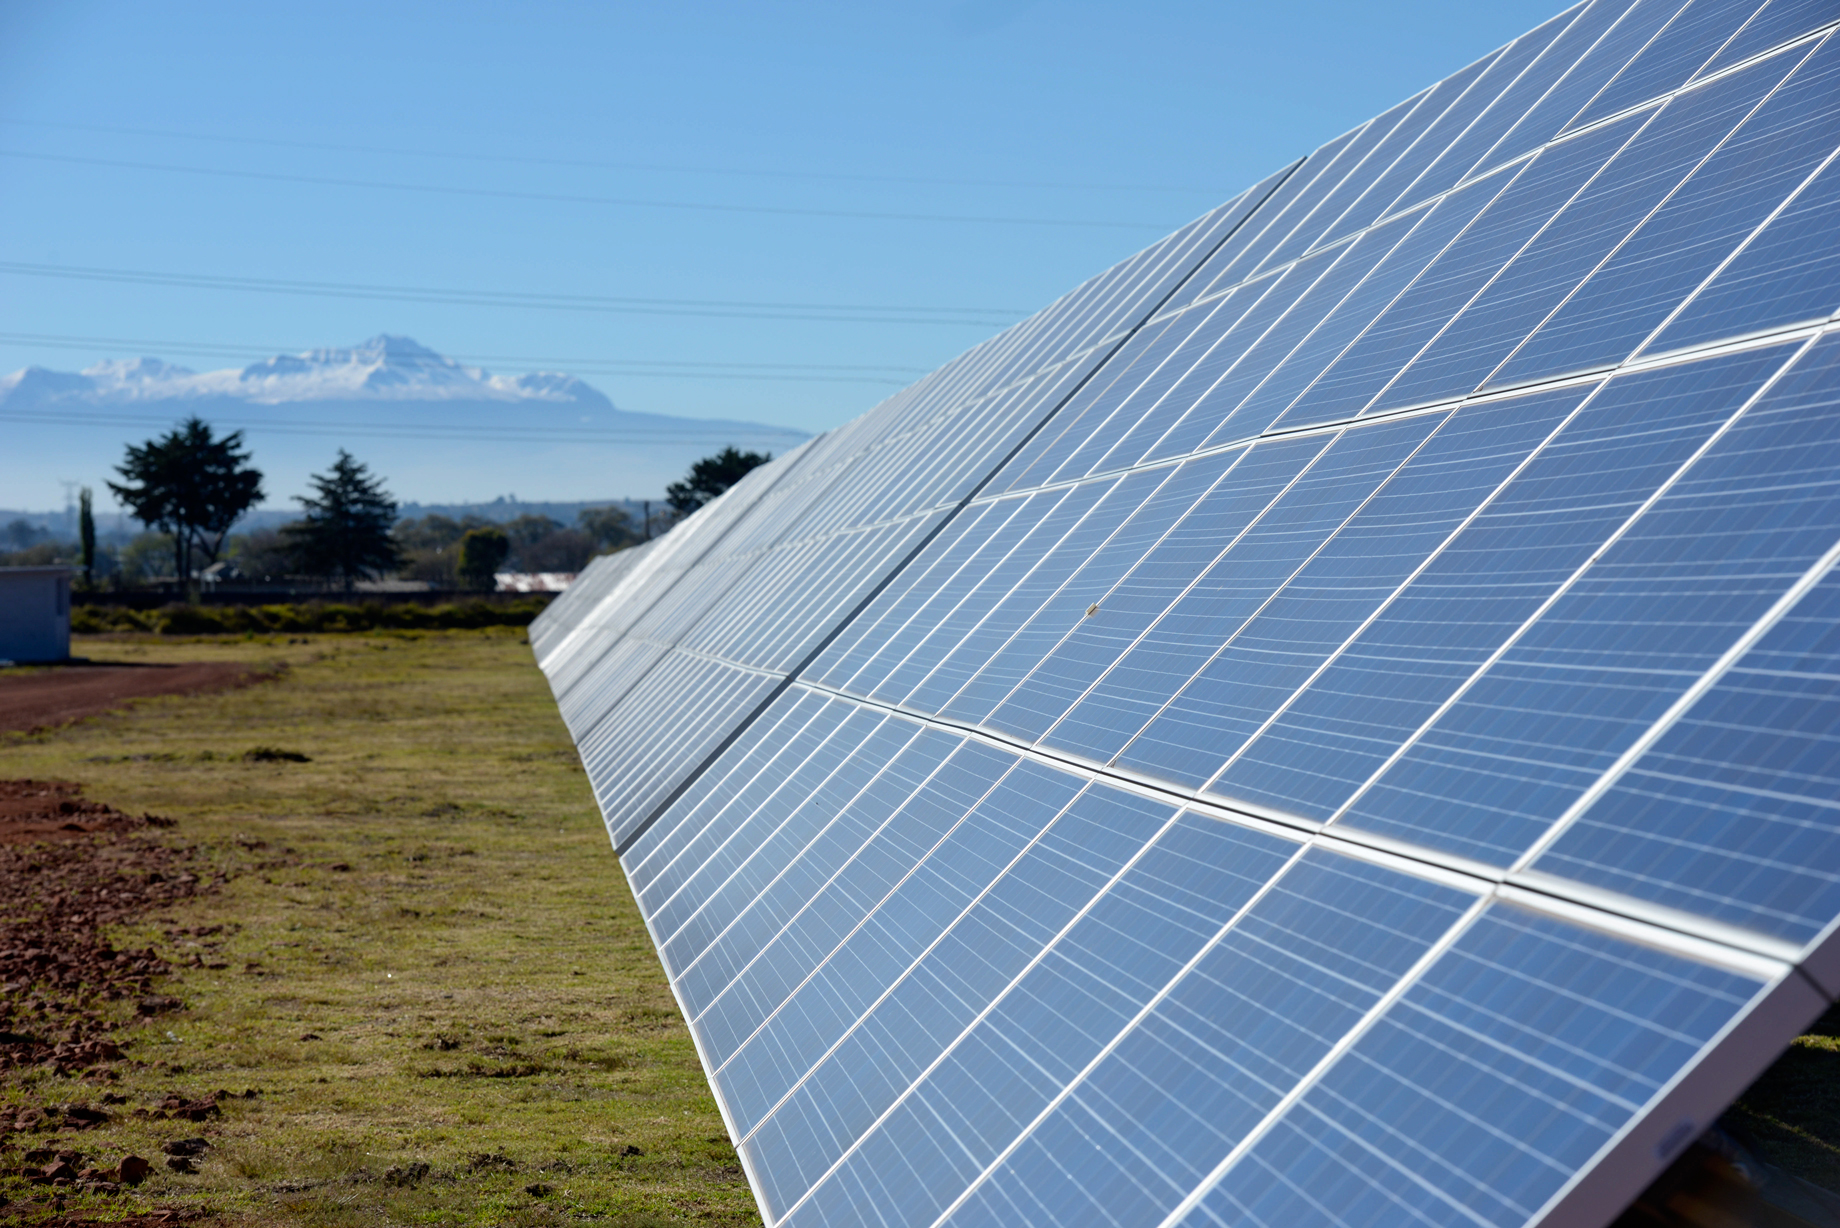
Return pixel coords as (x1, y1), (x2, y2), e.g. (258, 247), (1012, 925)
(1381, 4), (1587, 217)
(1282, 118), (1632, 426)
(779, 814), (1301, 1228)
(1259, 172), (1514, 433)
(1009, 436), (1337, 758)
(531, 2), (1840, 1223)
(1181, 904), (1763, 1228)
(1308, 50), (1509, 250)
(1379, 56), (1788, 410)
(1467, 0), (1672, 177)
(937, 850), (1475, 1228)
(1118, 391), (1586, 788)
(975, 453), (1247, 739)
(672, 727), (967, 1015)
(1701, 0), (1835, 73)
(1490, 33), (1831, 385)
(1535, 569), (1840, 942)
(1645, 117), (1840, 354)
(741, 783), (1178, 1217)
(1332, 343), (1800, 862)
(1102, 415), (1451, 787)
(1563, 0), (1766, 129)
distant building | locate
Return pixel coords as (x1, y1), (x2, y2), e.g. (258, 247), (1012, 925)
(495, 572), (574, 593)
(0, 566), (71, 663)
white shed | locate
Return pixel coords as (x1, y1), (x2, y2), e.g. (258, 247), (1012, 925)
(0, 567), (72, 663)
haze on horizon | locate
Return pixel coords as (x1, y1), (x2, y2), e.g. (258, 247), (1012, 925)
(0, 0), (1560, 511)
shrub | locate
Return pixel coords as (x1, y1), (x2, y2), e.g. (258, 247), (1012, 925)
(71, 597), (552, 636)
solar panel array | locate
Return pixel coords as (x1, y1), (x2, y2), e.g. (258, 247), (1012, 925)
(531, 2), (1840, 1224)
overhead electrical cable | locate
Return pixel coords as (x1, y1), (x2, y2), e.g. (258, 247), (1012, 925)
(0, 148), (1171, 231)
(0, 262), (1024, 326)
(0, 407), (808, 446)
(0, 332), (925, 384)
(0, 116), (1217, 195)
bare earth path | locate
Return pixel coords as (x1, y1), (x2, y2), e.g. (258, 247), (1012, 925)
(0, 665), (269, 734)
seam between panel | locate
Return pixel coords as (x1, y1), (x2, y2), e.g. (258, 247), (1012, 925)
(1231, 170), (1517, 435)
(1454, 0), (1675, 192)
(626, 691), (839, 887)
(1564, 18), (1839, 140)
(949, 314), (1820, 513)
(1244, 84), (1446, 281)
(1348, 1), (1592, 244)
(791, 677), (1805, 968)
(1553, 0), (1699, 140)
(1299, 32), (1515, 259)
(821, 501), (1023, 697)
(1344, 98), (1665, 420)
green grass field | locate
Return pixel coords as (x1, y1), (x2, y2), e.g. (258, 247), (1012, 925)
(1, 629), (759, 1226)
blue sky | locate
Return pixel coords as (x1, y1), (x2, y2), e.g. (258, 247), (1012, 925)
(1, 0), (1561, 502)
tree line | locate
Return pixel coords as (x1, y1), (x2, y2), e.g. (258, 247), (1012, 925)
(5, 416), (771, 592)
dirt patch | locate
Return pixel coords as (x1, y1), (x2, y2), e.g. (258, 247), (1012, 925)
(0, 782), (172, 847)
(3, 1208), (211, 1227)
(0, 781), (220, 1075)
(0, 781), (228, 1222)
(0, 665), (273, 735)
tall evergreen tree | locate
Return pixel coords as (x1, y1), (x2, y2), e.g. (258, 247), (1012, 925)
(78, 487), (95, 588)
(284, 451), (402, 592)
(109, 417), (264, 589)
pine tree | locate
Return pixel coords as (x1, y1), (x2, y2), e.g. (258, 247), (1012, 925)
(284, 451), (402, 592)
(664, 446), (772, 517)
(78, 487), (95, 588)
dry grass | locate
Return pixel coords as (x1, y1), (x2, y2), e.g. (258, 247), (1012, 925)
(0, 629), (759, 1226)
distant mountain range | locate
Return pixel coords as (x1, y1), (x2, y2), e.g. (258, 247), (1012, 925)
(1, 335), (629, 409)
(0, 335), (809, 511)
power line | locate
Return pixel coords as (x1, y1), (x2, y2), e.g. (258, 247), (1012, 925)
(0, 331), (924, 384)
(0, 148), (1172, 231)
(0, 407), (810, 446)
(0, 117), (1217, 196)
(0, 261), (1025, 326)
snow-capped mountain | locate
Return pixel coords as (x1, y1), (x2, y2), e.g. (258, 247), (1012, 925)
(0, 336), (807, 509)
(1, 334), (619, 409)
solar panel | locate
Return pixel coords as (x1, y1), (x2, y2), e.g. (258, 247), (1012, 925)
(536, 2), (1840, 1223)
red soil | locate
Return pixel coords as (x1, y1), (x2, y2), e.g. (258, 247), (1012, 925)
(0, 664), (271, 734)
(0, 781), (168, 847)
(0, 781), (231, 1221)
